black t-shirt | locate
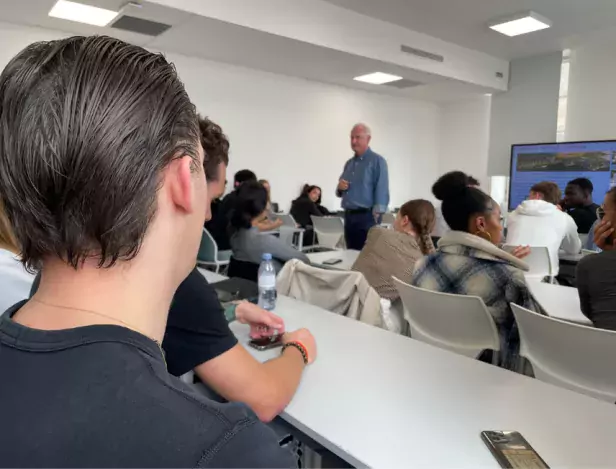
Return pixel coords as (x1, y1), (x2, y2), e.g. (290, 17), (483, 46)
(163, 268), (238, 377)
(204, 191), (238, 250)
(566, 203), (599, 234)
(0, 302), (294, 468)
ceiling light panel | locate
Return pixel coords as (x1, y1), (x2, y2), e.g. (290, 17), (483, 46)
(489, 11), (551, 37)
(354, 72), (403, 85)
(49, 0), (119, 27)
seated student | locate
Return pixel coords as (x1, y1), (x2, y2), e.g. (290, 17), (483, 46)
(412, 172), (534, 369)
(576, 187), (616, 330)
(230, 181), (310, 272)
(352, 199), (435, 300)
(0, 201), (35, 314)
(506, 181), (581, 275)
(164, 116), (316, 422)
(257, 179), (283, 232)
(290, 184), (331, 245)
(432, 174), (480, 238)
(205, 169), (257, 250)
(0, 36), (292, 467)
(563, 177), (600, 234)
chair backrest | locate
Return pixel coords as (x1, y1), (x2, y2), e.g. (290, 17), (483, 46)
(381, 212), (396, 226)
(393, 277), (500, 360)
(503, 244), (552, 278)
(278, 213), (297, 228)
(310, 216), (344, 249)
(511, 303), (616, 402)
(197, 228), (218, 263)
(228, 257), (260, 283)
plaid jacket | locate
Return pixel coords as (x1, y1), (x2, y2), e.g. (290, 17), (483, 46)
(411, 231), (533, 368)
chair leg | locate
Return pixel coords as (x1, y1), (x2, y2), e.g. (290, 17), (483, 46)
(215, 264), (219, 274)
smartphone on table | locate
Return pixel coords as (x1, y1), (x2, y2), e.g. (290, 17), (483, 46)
(323, 258), (342, 265)
(481, 431), (549, 468)
(248, 334), (283, 351)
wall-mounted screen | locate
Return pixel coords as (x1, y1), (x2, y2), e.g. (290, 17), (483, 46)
(508, 140), (616, 210)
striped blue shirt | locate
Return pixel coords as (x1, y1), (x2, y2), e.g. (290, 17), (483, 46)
(337, 148), (389, 213)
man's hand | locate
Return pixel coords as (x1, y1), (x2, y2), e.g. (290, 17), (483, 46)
(235, 301), (285, 338)
(337, 179), (349, 192)
(373, 210), (382, 223)
(510, 245), (531, 259)
(594, 219), (615, 251)
(272, 218), (283, 229)
(283, 328), (317, 365)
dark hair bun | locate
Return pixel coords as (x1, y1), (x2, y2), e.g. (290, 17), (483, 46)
(432, 171), (471, 201)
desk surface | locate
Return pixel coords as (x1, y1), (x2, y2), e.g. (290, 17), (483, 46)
(197, 268), (228, 284)
(230, 295), (616, 468)
(527, 281), (592, 326)
(559, 250), (592, 263)
(306, 249), (360, 271)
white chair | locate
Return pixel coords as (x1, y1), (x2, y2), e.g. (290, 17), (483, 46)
(511, 303), (616, 403)
(310, 216), (345, 250)
(277, 214), (304, 251)
(393, 277), (500, 363)
(503, 245), (552, 281)
(197, 228), (230, 273)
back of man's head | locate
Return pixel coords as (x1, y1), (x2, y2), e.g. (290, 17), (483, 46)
(530, 181), (562, 206)
(234, 169), (257, 188)
(0, 36), (200, 270)
(199, 116), (229, 183)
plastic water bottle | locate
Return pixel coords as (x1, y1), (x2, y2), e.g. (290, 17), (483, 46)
(258, 253), (277, 311)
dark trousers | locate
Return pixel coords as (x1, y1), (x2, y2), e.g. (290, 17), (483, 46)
(344, 210), (376, 250)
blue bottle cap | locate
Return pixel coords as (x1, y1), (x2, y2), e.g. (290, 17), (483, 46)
(262, 253), (272, 261)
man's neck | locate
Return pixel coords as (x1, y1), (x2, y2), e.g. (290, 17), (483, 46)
(16, 257), (176, 343)
(354, 147), (369, 158)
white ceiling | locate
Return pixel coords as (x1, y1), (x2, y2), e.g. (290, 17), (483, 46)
(0, 0), (495, 101)
(324, 0), (616, 60)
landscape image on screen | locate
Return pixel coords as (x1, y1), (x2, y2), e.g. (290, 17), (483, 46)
(516, 151), (612, 172)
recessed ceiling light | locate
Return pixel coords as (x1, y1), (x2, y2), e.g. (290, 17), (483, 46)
(49, 0), (119, 27)
(489, 11), (551, 37)
(354, 72), (403, 85)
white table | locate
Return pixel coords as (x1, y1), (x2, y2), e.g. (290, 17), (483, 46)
(197, 267), (228, 284)
(230, 295), (616, 468)
(527, 281), (593, 326)
(559, 250), (593, 263)
(306, 249), (360, 271)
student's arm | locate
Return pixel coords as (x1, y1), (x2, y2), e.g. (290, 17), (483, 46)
(255, 218), (283, 232)
(560, 213), (582, 254)
(373, 156), (390, 214)
(263, 235), (310, 264)
(194, 329), (314, 423)
(576, 258), (593, 321)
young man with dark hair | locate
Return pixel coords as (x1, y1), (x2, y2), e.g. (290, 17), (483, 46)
(0, 36), (293, 467)
(205, 168), (259, 249)
(506, 181), (580, 276)
(563, 177), (600, 234)
(165, 118), (316, 422)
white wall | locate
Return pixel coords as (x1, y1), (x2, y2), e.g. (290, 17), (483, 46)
(0, 21), (441, 212)
(437, 96), (492, 190)
(566, 39), (616, 141)
(488, 53), (561, 176)
(168, 53), (440, 211)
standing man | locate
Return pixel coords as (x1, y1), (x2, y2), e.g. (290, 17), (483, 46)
(336, 123), (389, 250)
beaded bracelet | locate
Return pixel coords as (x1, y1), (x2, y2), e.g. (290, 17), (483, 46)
(281, 341), (309, 365)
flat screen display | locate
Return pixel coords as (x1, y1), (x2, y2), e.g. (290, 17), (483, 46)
(509, 140), (616, 210)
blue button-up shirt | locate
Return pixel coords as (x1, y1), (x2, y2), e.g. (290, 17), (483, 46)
(336, 147), (389, 213)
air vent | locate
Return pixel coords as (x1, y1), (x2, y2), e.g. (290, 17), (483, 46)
(383, 79), (422, 89)
(400, 44), (444, 63)
(111, 15), (171, 36)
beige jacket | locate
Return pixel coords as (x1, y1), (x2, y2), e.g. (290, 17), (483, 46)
(277, 259), (383, 328)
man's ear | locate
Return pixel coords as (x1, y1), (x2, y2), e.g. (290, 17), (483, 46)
(166, 156), (194, 213)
